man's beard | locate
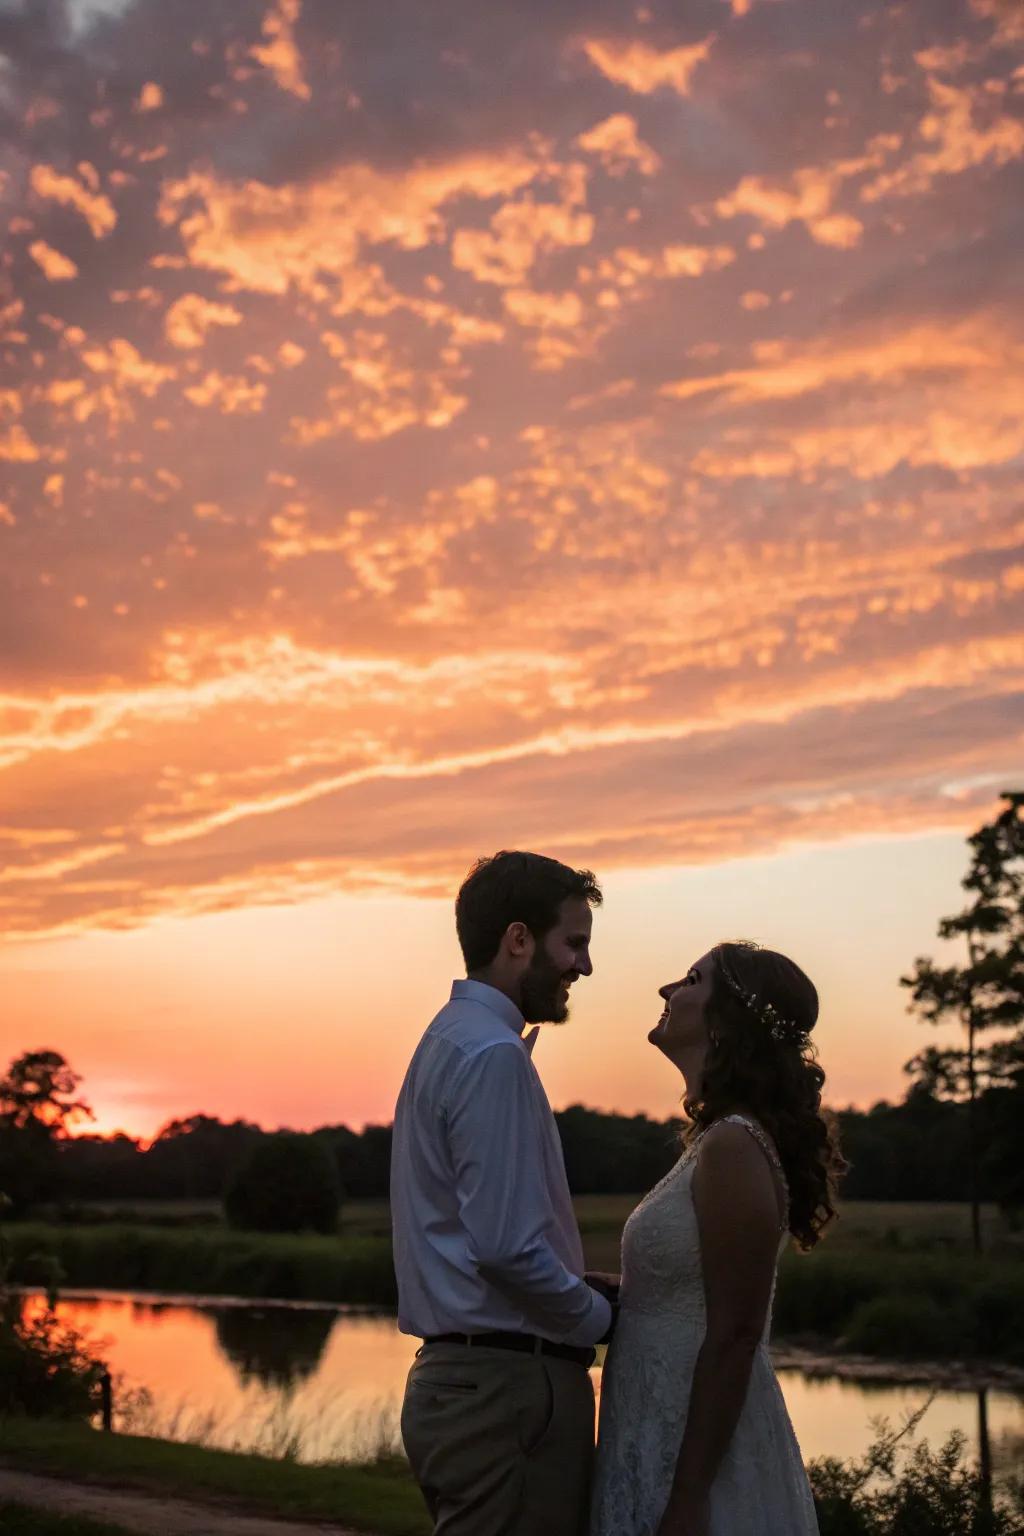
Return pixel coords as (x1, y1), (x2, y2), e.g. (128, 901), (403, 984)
(520, 947), (572, 1025)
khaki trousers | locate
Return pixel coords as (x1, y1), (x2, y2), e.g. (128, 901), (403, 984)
(401, 1342), (595, 1536)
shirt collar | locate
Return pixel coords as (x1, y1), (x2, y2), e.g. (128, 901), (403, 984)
(450, 978), (526, 1038)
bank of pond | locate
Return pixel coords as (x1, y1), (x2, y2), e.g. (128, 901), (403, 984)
(7, 1291), (1024, 1488)
(7, 1205), (1024, 1369)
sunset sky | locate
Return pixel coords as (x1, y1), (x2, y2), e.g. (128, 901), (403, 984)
(1, 0), (1022, 1141)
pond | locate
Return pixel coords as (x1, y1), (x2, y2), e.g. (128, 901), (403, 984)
(25, 1291), (1024, 1480)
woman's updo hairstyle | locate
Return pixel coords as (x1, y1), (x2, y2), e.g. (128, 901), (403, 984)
(685, 940), (846, 1250)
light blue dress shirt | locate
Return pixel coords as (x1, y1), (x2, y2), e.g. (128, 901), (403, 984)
(391, 979), (612, 1346)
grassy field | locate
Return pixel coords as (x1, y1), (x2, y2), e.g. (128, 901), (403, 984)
(1, 1419), (430, 1536)
(3, 1409), (1020, 1536)
(7, 1198), (1022, 1366)
(575, 1196), (1014, 1268)
(54, 1194), (1013, 1250)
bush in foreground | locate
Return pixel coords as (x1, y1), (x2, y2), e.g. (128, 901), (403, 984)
(810, 1423), (1024, 1536)
(0, 1300), (108, 1420)
(1, 1194), (109, 1421)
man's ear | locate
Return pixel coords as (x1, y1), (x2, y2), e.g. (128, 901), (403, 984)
(505, 920), (534, 960)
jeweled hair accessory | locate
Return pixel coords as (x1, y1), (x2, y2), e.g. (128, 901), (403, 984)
(716, 950), (809, 1048)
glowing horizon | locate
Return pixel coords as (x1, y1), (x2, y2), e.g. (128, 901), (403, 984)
(0, 0), (1021, 1139)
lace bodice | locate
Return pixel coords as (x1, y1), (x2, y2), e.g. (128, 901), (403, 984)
(591, 1115), (818, 1536)
(619, 1114), (787, 1327)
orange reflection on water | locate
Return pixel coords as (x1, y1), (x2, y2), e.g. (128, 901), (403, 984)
(26, 1293), (1024, 1475)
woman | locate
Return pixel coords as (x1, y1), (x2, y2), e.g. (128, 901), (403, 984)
(590, 941), (846, 1536)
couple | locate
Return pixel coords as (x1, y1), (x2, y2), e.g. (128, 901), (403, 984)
(391, 851), (844, 1535)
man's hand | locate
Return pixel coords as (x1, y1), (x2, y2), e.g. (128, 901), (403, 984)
(584, 1270), (620, 1304)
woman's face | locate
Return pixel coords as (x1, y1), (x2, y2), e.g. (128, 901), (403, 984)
(648, 949), (717, 1058)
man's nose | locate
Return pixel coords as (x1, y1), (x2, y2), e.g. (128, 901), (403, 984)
(578, 952), (593, 978)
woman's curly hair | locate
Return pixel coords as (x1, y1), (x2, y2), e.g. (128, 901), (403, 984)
(684, 940), (847, 1250)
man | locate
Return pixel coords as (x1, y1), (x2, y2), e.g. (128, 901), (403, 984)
(392, 850), (615, 1536)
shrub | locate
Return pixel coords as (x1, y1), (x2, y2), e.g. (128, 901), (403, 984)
(223, 1134), (341, 1235)
(810, 1424), (1024, 1536)
(0, 1300), (108, 1419)
(843, 1294), (957, 1360)
(0, 1200), (108, 1420)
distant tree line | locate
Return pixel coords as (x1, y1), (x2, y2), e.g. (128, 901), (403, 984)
(3, 794), (1021, 1225)
(0, 1079), (1019, 1214)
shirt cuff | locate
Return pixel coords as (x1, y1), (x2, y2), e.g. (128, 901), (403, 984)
(559, 1283), (614, 1347)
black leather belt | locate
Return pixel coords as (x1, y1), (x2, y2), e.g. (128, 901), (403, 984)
(423, 1330), (596, 1368)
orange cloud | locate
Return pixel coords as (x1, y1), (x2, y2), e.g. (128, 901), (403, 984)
(862, 77), (1024, 201)
(0, 425), (41, 462)
(28, 240), (78, 280)
(159, 147), (542, 297)
(289, 329), (466, 441)
(135, 82), (164, 112)
(451, 194), (594, 286)
(580, 36), (713, 96)
(164, 294), (244, 348)
(715, 136), (901, 246)
(250, 0), (311, 101)
(575, 114), (661, 176)
(74, 338), (176, 423)
(29, 164), (116, 238)
(662, 317), (1016, 408)
(184, 371), (268, 414)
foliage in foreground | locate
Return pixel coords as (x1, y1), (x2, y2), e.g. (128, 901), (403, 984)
(3, 1410), (1023, 1536)
(0, 1205), (108, 1421)
(810, 1418), (1024, 1536)
(0, 1418), (432, 1536)
(0, 1301), (108, 1420)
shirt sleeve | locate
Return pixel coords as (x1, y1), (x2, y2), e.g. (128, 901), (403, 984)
(445, 1040), (612, 1346)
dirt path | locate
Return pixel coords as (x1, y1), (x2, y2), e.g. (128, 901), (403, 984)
(0, 1469), (363, 1536)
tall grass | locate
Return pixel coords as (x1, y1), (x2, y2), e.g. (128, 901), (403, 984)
(775, 1248), (1024, 1365)
(7, 1222), (397, 1305)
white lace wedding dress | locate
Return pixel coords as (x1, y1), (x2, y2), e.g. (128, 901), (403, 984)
(590, 1115), (819, 1536)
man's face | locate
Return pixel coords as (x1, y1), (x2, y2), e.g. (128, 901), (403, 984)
(519, 896), (594, 1025)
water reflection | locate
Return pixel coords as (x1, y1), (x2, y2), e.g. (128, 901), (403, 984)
(212, 1305), (335, 1389)
(23, 1291), (1024, 1477)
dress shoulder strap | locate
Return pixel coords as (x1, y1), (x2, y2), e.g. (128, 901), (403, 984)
(712, 1114), (789, 1227)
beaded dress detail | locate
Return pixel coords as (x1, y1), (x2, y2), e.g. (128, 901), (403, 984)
(590, 1115), (819, 1536)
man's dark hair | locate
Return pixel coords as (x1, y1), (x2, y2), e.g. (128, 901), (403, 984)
(455, 851), (603, 971)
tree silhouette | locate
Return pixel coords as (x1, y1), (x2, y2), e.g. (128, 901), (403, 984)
(224, 1133), (341, 1234)
(0, 1050), (92, 1214)
(901, 791), (1024, 1252)
(0, 1051), (92, 1136)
